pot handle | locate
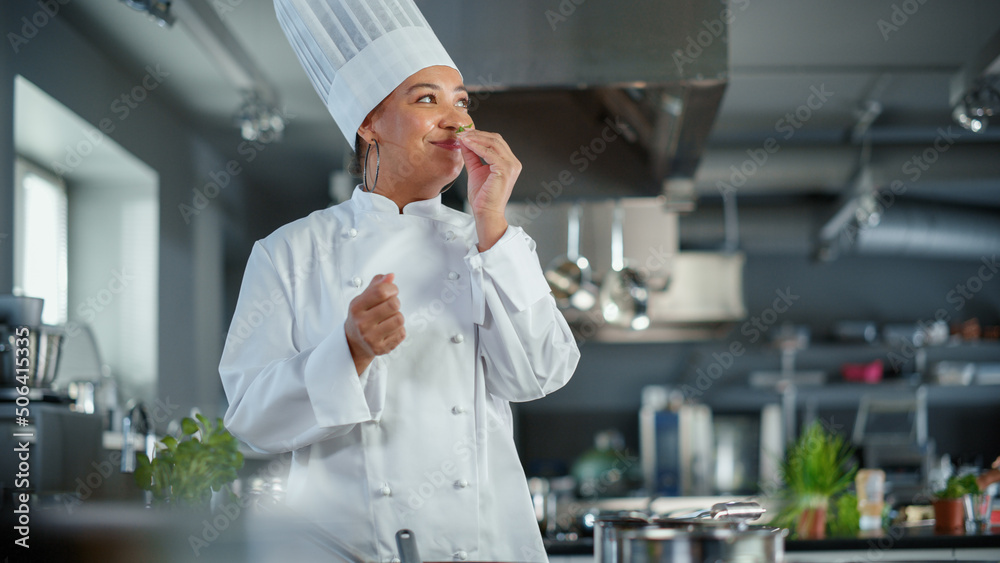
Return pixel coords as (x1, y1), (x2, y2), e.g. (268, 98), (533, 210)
(709, 501), (766, 522)
(396, 529), (423, 563)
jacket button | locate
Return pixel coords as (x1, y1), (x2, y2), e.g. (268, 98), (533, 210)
(454, 550), (468, 561)
(447, 271), (459, 280)
(444, 230), (456, 241)
(451, 406), (465, 415)
(451, 334), (464, 344)
(351, 277), (362, 288)
(380, 485), (391, 497)
(454, 479), (469, 489)
(348, 228), (358, 238)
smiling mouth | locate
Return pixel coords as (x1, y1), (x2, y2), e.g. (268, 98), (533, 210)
(431, 140), (462, 151)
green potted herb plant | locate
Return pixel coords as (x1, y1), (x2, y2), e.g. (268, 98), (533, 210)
(932, 473), (979, 533)
(773, 421), (858, 540)
(134, 413), (244, 509)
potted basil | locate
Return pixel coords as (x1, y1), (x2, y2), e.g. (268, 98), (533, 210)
(932, 473), (979, 533)
(133, 413), (244, 509)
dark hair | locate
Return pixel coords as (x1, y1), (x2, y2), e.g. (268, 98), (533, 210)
(349, 134), (365, 177)
(351, 102), (384, 177)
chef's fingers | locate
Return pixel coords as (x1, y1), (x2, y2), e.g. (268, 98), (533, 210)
(351, 295), (401, 331)
(460, 142), (487, 174)
(366, 296), (402, 321)
(459, 130), (515, 161)
(353, 275), (399, 312)
(458, 133), (521, 186)
(380, 331), (406, 353)
(368, 273), (397, 294)
(350, 310), (404, 356)
(378, 314), (406, 345)
(370, 313), (406, 355)
(458, 134), (499, 164)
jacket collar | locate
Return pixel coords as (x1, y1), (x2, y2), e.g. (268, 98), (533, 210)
(351, 185), (444, 219)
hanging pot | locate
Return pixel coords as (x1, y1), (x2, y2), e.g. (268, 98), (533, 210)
(600, 200), (649, 330)
(545, 201), (598, 311)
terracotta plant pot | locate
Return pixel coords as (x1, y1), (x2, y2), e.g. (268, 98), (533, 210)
(797, 506), (828, 540)
(932, 498), (965, 534)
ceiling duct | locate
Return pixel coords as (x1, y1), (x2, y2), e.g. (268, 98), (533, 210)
(422, 0), (729, 202)
(852, 201), (1000, 261)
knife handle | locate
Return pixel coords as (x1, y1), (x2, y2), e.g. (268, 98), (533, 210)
(395, 529), (422, 563)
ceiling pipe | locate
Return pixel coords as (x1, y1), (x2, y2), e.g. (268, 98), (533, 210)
(853, 201), (1000, 261)
(680, 200), (1000, 262)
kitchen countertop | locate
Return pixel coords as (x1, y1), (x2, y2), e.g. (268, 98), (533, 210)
(544, 523), (1000, 560)
(13, 498), (998, 563)
(784, 523), (1000, 562)
(786, 523), (1000, 551)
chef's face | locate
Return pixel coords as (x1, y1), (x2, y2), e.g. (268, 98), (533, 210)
(359, 66), (470, 194)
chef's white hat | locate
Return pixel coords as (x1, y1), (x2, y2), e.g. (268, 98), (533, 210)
(274, 0), (460, 145)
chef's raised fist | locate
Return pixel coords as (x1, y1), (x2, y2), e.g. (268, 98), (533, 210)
(345, 273), (405, 375)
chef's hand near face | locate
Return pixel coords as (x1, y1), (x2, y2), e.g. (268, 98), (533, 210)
(345, 273), (405, 375)
(458, 129), (520, 252)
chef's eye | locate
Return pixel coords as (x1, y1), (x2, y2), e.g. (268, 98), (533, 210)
(456, 98), (469, 108)
(417, 94), (434, 103)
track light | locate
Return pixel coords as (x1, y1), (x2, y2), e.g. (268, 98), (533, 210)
(121, 0), (283, 142)
(952, 78), (999, 133)
(235, 91), (285, 143)
(120, 0), (175, 27)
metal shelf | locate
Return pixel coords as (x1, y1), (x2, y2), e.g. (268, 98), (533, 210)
(703, 383), (1000, 412)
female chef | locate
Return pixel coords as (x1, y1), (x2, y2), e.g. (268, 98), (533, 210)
(219, 1), (581, 561)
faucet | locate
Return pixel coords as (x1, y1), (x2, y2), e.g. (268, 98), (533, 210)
(120, 401), (156, 473)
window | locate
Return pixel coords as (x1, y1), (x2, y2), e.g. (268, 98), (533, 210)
(13, 158), (68, 325)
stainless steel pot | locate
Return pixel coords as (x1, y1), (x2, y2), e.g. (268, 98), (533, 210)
(595, 503), (786, 563)
(0, 324), (66, 389)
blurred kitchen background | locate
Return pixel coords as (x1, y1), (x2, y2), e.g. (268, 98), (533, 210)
(2, 0), (1000, 512)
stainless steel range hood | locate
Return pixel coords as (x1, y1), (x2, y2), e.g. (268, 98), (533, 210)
(421, 1), (737, 341)
(422, 0), (730, 202)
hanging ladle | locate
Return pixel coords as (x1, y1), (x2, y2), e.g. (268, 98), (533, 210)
(545, 201), (597, 310)
(600, 200), (649, 330)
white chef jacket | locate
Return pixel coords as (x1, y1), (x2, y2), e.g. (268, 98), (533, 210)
(220, 186), (580, 563)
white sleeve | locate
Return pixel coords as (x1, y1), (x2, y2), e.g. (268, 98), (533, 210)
(464, 226), (581, 402)
(219, 242), (386, 454)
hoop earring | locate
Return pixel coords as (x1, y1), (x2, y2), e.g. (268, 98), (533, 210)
(362, 140), (380, 193)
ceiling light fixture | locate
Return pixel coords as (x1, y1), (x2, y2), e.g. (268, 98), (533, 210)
(952, 78), (999, 133)
(121, 0), (282, 141)
(120, 0), (176, 27)
(235, 91), (285, 143)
